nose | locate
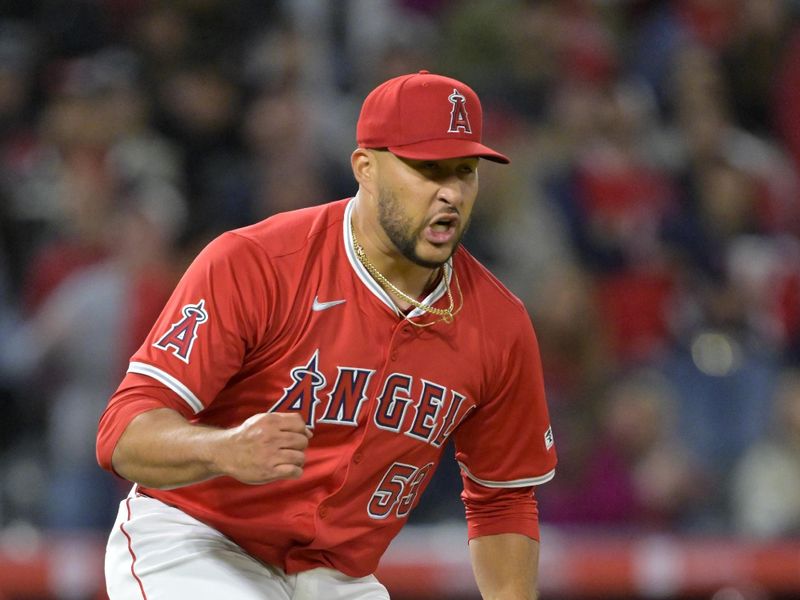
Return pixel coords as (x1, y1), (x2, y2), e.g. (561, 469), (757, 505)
(436, 175), (464, 208)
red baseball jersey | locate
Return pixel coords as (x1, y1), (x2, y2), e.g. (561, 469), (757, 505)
(97, 197), (557, 577)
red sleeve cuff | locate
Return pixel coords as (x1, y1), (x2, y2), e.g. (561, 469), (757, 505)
(462, 479), (540, 541)
(96, 374), (193, 473)
(466, 515), (539, 541)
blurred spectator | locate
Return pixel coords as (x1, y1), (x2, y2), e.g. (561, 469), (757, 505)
(4, 47), (183, 316)
(722, 0), (793, 134)
(661, 276), (779, 530)
(666, 42), (800, 248)
(731, 367), (800, 537)
(528, 263), (610, 406)
(153, 62), (242, 228)
(17, 143), (114, 315)
(463, 103), (576, 299)
(545, 76), (681, 366)
(0, 189), (185, 530)
(0, 19), (37, 134)
(538, 369), (705, 530)
(240, 84), (331, 220)
(772, 17), (800, 176)
(0, 224), (22, 453)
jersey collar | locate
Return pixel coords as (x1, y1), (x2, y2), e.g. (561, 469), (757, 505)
(343, 195), (453, 320)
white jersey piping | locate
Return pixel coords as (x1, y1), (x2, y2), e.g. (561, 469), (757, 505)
(458, 461), (556, 488)
(343, 196), (452, 320)
(128, 361), (204, 414)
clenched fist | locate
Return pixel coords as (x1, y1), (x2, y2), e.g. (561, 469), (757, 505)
(110, 407), (314, 489)
(218, 412), (313, 484)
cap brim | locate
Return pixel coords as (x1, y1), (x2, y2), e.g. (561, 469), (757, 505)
(387, 139), (510, 164)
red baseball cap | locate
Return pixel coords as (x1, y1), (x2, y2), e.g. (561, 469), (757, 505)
(356, 70), (510, 164)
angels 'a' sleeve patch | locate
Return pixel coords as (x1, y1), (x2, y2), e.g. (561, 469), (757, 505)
(153, 299), (209, 363)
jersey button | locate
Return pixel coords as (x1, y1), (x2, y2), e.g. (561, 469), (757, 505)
(390, 351), (398, 361)
(318, 505), (329, 519)
(353, 452), (363, 464)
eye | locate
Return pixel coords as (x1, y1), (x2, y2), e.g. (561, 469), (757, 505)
(458, 162), (478, 175)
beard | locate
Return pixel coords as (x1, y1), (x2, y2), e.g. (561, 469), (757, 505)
(377, 185), (468, 269)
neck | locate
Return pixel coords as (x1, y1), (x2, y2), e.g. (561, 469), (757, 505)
(351, 212), (439, 304)
(353, 232), (454, 321)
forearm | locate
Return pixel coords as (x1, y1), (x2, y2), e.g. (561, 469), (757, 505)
(111, 408), (229, 489)
(109, 406), (311, 490)
(469, 533), (540, 600)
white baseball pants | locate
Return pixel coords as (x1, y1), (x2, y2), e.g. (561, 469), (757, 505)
(105, 488), (390, 600)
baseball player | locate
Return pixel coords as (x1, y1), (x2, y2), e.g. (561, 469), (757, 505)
(97, 70), (557, 600)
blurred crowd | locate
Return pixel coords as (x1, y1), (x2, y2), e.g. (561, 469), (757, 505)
(1, 0), (800, 543)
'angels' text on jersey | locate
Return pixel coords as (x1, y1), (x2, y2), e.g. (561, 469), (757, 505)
(268, 349), (473, 448)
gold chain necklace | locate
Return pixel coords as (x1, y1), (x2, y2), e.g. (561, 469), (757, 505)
(351, 226), (459, 324)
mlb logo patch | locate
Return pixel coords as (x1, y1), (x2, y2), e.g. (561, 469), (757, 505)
(544, 426), (554, 450)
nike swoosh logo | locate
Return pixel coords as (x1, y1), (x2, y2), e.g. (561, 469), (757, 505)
(312, 296), (346, 311)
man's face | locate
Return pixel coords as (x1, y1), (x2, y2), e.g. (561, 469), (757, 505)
(373, 151), (480, 268)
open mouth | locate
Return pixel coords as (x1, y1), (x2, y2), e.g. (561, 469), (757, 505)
(425, 214), (459, 244)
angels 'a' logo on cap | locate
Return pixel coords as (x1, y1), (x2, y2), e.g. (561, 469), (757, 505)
(447, 88), (472, 134)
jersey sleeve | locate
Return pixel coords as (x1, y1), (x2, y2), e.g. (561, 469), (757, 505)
(453, 310), (556, 489)
(96, 375), (190, 473)
(461, 482), (540, 541)
(119, 231), (272, 416)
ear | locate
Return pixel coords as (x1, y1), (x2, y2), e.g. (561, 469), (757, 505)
(351, 148), (377, 190)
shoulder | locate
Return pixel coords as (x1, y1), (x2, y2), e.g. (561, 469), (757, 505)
(178, 200), (349, 291)
(455, 247), (530, 322)
(228, 199), (349, 259)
